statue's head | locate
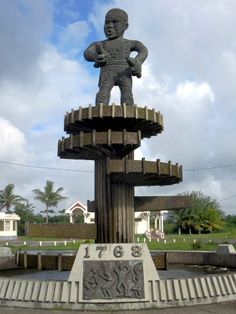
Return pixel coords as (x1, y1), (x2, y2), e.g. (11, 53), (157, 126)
(104, 8), (128, 40)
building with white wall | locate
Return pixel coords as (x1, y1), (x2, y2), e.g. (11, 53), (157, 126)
(0, 212), (20, 240)
(65, 201), (94, 224)
(134, 211), (150, 234)
(65, 201), (167, 237)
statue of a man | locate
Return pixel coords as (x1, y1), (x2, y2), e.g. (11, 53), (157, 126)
(84, 8), (148, 106)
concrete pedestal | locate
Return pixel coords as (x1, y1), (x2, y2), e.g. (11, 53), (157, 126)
(68, 243), (159, 303)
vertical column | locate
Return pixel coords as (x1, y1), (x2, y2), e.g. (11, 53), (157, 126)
(159, 212), (164, 233)
(95, 156), (135, 243)
(95, 158), (110, 243)
(147, 212), (150, 232)
(111, 182), (134, 243)
(155, 214), (159, 229)
(69, 214), (73, 223)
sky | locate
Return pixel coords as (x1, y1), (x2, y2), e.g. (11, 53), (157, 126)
(0, 0), (236, 216)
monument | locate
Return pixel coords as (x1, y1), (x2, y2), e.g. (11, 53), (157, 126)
(0, 8), (235, 312)
(58, 8), (182, 303)
(58, 8), (182, 245)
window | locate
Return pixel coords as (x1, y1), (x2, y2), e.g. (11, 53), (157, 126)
(13, 221), (17, 231)
(4, 220), (11, 231)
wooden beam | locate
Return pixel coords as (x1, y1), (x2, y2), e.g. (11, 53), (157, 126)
(87, 200), (95, 212)
(134, 196), (192, 211)
(87, 195), (192, 213)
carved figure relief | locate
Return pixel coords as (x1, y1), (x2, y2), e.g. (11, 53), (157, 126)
(83, 265), (99, 298)
(83, 260), (144, 300)
(114, 261), (130, 297)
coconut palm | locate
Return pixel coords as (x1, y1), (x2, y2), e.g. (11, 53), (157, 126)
(32, 180), (67, 223)
(0, 184), (26, 212)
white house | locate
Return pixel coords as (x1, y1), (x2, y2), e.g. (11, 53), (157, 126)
(65, 201), (167, 237)
(65, 201), (94, 224)
(0, 212), (20, 240)
(134, 211), (150, 234)
(153, 210), (168, 233)
(134, 211), (167, 237)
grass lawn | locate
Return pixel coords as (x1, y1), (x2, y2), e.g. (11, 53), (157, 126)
(165, 232), (236, 240)
(147, 240), (220, 251)
(5, 233), (236, 253)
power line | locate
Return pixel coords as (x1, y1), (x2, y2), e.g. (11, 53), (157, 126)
(1, 159), (236, 204)
(0, 160), (93, 173)
(220, 194), (236, 202)
(0, 159), (236, 173)
(184, 163), (236, 172)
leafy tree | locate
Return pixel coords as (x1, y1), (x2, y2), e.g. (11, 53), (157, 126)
(32, 180), (67, 223)
(170, 191), (224, 234)
(33, 214), (45, 224)
(14, 202), (36, 236)
(0, 184), (26, 212)
(49, 214), (70, 224)
(225, 215), (236, 225)
(224, 215), (236, 232)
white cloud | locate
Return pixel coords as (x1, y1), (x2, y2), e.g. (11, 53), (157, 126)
(58, 21), (91, 57)
(176, 81), (214, 103)
(0, 45), (96, 131)
(0, 0), (236, 215)
(0, 118), (28, 162)
(0, 0), (53, 83)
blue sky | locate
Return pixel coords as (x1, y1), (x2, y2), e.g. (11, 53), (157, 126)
(0, 0), (236, 215)
(52, 1), (95, 52)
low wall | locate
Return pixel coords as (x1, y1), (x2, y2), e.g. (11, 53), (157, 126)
(27, 223), (96, 239)
(16, 251), (167, 271)
(17, 252), (75, 271)
(16, 247), (236, 271)
(163, 250), (236, 268)
(0, 247), (18, 270)
(0, 255), (18, 270)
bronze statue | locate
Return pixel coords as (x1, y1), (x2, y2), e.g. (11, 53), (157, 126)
(84, 8), (148, 105)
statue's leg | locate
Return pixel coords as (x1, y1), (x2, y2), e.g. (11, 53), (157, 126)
(96, 71), (114, 105)
(119, 76), (134, 105)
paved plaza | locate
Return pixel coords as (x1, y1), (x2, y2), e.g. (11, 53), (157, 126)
(0, 301), (236, 314)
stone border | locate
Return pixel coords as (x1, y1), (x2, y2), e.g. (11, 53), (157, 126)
(1, 245), (236, 310)
(160, 248), (236, 269)
(0, 274), (236, 310)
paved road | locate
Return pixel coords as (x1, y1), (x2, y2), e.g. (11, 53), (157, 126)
(1, 301), (236, 314)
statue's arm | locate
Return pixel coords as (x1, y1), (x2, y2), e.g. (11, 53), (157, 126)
(84, 42), (107, 68)
(127, 40), (148, 78)
(84, 43), (97, 62)
(131, 40), (148, 64)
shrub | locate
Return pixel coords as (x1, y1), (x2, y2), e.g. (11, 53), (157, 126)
(192, 240), (202, 250)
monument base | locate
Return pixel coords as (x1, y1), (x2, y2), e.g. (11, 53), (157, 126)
(68, 243), (159, 303)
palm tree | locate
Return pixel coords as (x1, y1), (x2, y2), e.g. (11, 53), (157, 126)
(32, 180), (67, 223)
(0, 184), (26, 212)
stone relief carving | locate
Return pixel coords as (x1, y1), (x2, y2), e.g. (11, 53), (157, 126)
(83, 260), (144, 300)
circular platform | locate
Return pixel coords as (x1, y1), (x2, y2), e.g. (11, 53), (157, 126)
(64, 104), (164, 139)
(58, 129), (141, 159)
(107, 158), (182, 186)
